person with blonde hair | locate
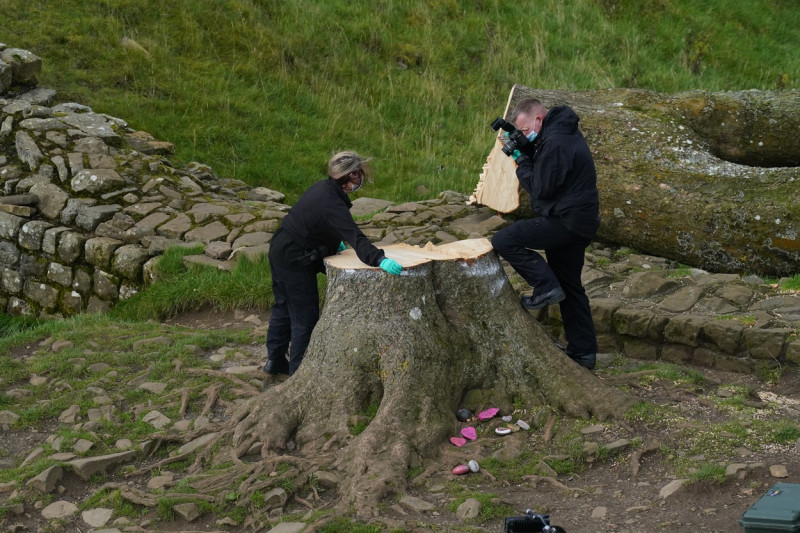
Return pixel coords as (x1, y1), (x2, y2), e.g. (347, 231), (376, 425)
(264, 151), (402, 376)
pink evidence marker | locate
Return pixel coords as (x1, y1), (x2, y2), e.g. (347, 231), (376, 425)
(449, 437), (467, 447)
(461, 426), (477, 440)
(452, 464), (470, 475)
(478, 407), (499, 421)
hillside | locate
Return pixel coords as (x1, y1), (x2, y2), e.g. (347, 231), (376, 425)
(2, 0), (799, 201)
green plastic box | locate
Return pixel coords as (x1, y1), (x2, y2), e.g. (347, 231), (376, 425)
(740, 483), (800, 532)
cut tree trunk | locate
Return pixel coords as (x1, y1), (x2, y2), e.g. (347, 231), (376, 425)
(232, 239), (633, 517)
(471, 85), (800, 276)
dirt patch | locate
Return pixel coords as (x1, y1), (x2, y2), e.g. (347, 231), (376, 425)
(2, 309), (799, 533)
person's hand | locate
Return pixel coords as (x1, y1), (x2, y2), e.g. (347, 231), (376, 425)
(379, 258), (403, 275)
(338, 241), (346, 253)
(512, 150), (528, 163)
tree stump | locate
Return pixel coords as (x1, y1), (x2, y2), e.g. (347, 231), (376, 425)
(232, 238), (633, 517)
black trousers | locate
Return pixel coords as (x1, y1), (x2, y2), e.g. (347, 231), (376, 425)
(265, 230), (321, 374)
(491, 217), (598, 355)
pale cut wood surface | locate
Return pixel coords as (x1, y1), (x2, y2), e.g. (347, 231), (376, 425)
(468, 85), (520, 213)
(325, 238), (493, 269)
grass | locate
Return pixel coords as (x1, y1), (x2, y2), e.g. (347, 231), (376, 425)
(2, 1), (798, 203)
(110, 245), (273, 320)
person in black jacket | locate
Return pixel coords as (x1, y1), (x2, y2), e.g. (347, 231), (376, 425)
(264, 151), (403, 376)
(491, 99), (600, 370)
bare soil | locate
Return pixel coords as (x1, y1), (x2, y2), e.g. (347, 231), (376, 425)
(2, 309), (799, 533)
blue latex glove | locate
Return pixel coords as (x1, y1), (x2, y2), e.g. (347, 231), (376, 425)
(512, 149), (522, 161)
(338, 241), (346, 252)
(379, 258), (403, 275)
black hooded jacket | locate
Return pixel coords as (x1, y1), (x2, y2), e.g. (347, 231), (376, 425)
(516, 106), (600, 239)
(280, 178), (385, 269)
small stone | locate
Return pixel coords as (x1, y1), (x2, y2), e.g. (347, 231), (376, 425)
(0, 410), (20, 425)
(455, 408), (472, 422)
(73, 438), (94, 454)
(138, 382), (167, 394)
(468, 460), (480, 473)
(142, 410), (171, 429)
(770, 465), (789, 478)
(173, 502), (200, 522)
(82, 507), (113, 527)
(456, 497), (481, 519)
(516, 420), (530, 430)
(495, 427), (511, 436)
(41, 500), (78, 519)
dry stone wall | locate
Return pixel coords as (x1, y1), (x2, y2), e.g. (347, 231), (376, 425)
(0, 44), (287, 317)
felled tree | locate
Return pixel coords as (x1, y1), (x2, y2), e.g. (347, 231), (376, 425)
(225, 239), (634, 518)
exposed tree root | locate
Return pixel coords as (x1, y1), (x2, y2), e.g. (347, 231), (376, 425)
(520, 475), (588, 494)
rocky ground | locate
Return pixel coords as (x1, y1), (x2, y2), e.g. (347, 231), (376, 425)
(1, 245), (799, 533)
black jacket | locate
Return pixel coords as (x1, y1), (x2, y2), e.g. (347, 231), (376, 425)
(516, 106), (600, 239)
(280, 178), (385, 268)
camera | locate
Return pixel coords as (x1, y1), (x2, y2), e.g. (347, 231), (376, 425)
(490, 116), (530, 157)
(504, 509), (565, 533)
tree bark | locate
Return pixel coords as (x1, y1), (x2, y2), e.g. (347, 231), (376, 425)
(232, 239), (633, 517)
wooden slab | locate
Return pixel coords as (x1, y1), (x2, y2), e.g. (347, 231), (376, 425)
(468, 85), (521, 214)
(325, 238), (493, 269)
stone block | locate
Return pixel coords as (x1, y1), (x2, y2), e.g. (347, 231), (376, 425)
(612, 308), (654, 338)
(136, 211), (171, 230)
(93, 270), (119, 301)
(112, 244), (150, 280)
(46, 262), (72, 287)
(0, 242), (20, 266)
(661, 344), (693, 364)
(157, 212), (191, 239)
(184, 221), (229, 243)
(625, 270), (682, 299)
(29, 182), (69, 220)
(701, 318), (745, 354)
(663, 316), (708, 346)
(14, 130), (44, 170)
(743, 328), (791, 360)
(623, 338), (659, 361)
(23, 280), (58, 310)
(7, 296), (33, 316)
(589, 298), (624, 334)
(0, 210), (25, 240)
(714, 354), (755, 373)
(75, 204), (120, 231)
(57, 231), (87, 263)
(86, 295), (111, 314)
(786, 341), (800, 365)
(692, 347), (719, 368)
(71, 168), (126, 195)
(18, 220), (53, 251)
(1, 47), (41, 86)
(85, 237), (124, 269)
(41, 226), (69, 255)
(61, 290), (83, 315)
(2, 267), (22, 293)
(72, 268), (92, 295)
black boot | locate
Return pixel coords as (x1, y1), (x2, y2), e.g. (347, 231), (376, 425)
(263, 358), (290, 375)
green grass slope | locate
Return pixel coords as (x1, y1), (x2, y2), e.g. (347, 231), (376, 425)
(2, 0), (799, 202)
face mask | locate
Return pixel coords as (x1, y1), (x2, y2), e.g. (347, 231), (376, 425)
(526, 130), (538, 142)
